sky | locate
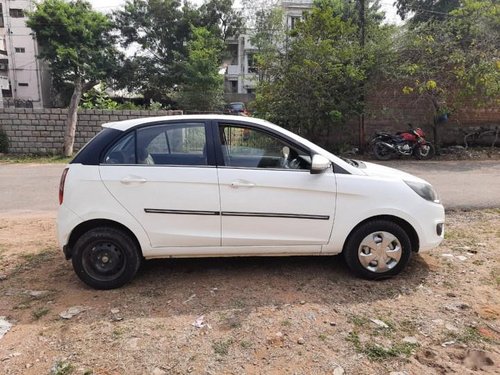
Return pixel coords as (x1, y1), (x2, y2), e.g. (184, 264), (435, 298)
(88, 0), (403, 24)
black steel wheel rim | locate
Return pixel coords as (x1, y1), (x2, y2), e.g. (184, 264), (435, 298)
(82, 241), (126, 282)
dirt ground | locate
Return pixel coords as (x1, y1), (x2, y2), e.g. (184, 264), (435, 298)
(0, 210), (499, 375)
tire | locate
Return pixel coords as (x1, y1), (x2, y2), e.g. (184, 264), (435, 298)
(372, 142), (394, 160)
(413, 142), (435, 160)
(343, 220), (412, 280)
(71, 227), (141, 289)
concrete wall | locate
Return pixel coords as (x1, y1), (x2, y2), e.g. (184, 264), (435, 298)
(0, 108), (182, 154)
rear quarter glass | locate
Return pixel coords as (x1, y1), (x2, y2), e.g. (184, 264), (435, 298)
(71, 128), (123, 165)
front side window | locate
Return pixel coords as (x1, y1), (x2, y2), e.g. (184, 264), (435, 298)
(219, 124), (311, 170)
(104, 122), (207, 166)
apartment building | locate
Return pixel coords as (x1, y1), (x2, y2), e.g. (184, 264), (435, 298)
(0, 0), (50, 108)
(223, 0), (313, 102)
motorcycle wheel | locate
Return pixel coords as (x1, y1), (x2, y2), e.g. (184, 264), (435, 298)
(372, 142), (393, 160)
(414, 143), (435, 160)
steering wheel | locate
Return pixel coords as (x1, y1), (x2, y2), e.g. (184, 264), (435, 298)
(280, 146), (302, 169)
(287, 157), (302, 169)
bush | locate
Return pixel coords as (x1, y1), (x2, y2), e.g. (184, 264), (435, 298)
(0, 129), (9, 153)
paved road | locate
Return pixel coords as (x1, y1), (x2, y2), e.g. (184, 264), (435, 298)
(0, 163), (64, 214)
(0, 160), (499, 213)
(381, 160), (500, 209)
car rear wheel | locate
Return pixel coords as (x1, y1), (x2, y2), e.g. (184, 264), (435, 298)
(71, 227), (141, 289)
(343, 220), (412, 279)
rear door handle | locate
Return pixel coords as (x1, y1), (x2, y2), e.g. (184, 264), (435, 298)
(230, 180), (256, 188)
(121, 176), (147, 184)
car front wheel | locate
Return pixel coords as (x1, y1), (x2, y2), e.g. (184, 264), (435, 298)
(71, 227), (141, 289)
(343, 220), (412, 279)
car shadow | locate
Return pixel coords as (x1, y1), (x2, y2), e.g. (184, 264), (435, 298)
(121, 253), (431, 317)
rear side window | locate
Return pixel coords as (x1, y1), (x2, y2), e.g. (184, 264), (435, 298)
(103, 123), (208, 166)
(103, 132), (136, 164)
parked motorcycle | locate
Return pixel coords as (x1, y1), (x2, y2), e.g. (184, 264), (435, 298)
(370, 125), (435, 160)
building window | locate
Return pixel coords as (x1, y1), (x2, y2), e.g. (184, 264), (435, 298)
(247, 53), (257, 74)
(230, 80), (237, 93)
(289, 16), (301, 29)
(15, 47), (25, 53)
(0, 58), (8, 71)
(19, 82), (29, 87)
(9, 9), (25, 18)
(0, 4), (4, 28)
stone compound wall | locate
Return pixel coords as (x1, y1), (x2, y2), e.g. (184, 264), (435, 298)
(0, 108), (183, 154)
(0, 102), (498, 154)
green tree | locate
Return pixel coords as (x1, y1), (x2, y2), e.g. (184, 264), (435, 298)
(113, 0), (197, 101)
(113, 0), (241, 101)
(250, 6), (287, 84)
(395, 0), (461, 23)
(176, 27), (224, 112)
(395, 0), (500, 147)
(199, 0), (244, 41)
(27, 0), (119, 156)
(253, 0), (391, 146)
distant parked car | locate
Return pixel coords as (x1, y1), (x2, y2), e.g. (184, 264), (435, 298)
(223, 102), (250, 116)
(58, 115), (444, 289)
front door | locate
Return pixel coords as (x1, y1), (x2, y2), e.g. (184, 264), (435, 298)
(99, 121), (221, 248)
(215, 122), (336, 250)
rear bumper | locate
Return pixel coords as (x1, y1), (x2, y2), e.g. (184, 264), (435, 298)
(57, 204), (82, 253)
(62, 245), (72, 260)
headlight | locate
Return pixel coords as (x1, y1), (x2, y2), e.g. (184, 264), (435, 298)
(404, 180), (440, 203)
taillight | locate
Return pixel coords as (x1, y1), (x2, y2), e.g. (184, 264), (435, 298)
(59, 167), (69, 205)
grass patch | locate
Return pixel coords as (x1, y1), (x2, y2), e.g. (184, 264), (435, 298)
(0, 154), (72, 164)
(14, 248), (56, 274)
(448, 327), (492, 344)
(350, 315), (368, 327)
(281, 319), (292, 327)
(346, 331), (418, 361)
(112, 327), (128, 338)
(444, 229), (463, 241)
(399, 319), (418, 334)
(32, 307), (50, 320)
(240, 340), (252, 349)
(230, 299), (247, 309)
(363, 342), (418, 360)
(491, 269), (500, 287)
(212, 339), (233, 356)
(50, 360), (74, 375)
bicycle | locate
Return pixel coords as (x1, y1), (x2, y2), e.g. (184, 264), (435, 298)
(462, 126), (499, 149)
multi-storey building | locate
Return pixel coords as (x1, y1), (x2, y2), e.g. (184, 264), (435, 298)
(0, 0), (51, 108)
(223, 0), (313, 102)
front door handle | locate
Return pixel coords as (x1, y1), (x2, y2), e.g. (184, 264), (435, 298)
(230, 180), (256, 188)
(121, 176), (147, 184)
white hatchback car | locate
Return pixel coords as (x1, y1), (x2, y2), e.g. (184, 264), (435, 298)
(58, 115), (445, 289)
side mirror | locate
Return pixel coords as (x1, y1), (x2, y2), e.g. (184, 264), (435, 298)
(310, 154), (331, 174)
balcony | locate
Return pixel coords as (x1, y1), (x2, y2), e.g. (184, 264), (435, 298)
(226, 65), (240, 76)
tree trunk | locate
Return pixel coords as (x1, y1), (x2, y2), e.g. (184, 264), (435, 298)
(63, 78), (83, 156)
(429, 96), (441, 155)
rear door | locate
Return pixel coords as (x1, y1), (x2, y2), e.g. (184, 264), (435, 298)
(215, 121), (336, 250)
(99, 121), (221, 249)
